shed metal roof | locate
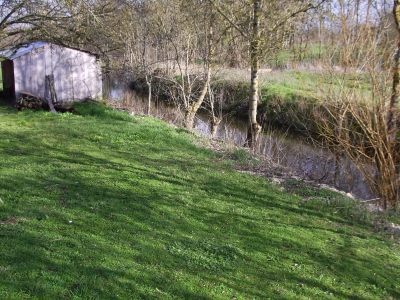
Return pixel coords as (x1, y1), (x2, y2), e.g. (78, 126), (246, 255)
(0, 42), (48, 60)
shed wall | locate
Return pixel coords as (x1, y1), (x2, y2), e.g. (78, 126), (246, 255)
(12, 44), (102, 102)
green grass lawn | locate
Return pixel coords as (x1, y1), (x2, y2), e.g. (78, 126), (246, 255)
(0, 103), (399, 299)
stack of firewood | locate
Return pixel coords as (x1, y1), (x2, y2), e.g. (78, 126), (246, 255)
(13, 92), (78, 114)
(14, 92), (49, 111)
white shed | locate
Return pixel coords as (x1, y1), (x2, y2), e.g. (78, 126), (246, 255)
(1, 42), (102, 102)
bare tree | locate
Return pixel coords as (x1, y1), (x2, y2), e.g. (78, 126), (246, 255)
(309, 0), (399, 208)
(40, 1), (126, 57)
(0, 0), (70, 51)
(119, 1), (158, 115)
(390, 0), (400, 151)
(146, 0), (218, 129)
(210, 0), (326, 148)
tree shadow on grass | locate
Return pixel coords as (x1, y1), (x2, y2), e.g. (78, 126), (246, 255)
(0, 226), (215, 299)
(1, 126), (399, 299)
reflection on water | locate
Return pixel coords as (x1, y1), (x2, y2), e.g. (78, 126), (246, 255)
(195, 115), (373, 200)
(103, 77), (127, 100)
(107, 80), (374, 200)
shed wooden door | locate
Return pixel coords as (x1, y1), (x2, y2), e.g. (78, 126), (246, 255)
(1, 60), (15, 100)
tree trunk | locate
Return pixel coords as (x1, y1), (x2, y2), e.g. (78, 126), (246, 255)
(389, 2), (400, 146)
(102, 60), (111, 100)
(146, 75), (152, 115)
(245, 0), (262, 148)
(381, 1), (400, 207)
(210, 118), (221, 139)
(184, 77), (209, 129)
(183, 6), (214, 130)
(184, 109), (196, 130)
(45, 75), (57, 114)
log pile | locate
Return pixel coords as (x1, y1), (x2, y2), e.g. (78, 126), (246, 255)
(14, 92), (78, 114)
(14, 92), (49, 111)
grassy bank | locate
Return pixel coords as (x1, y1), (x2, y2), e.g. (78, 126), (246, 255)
(195, 70), (320, 131)
(133, 68), (382, 132)
(206, 70), (394, 133)
(0, 103), (400, 299)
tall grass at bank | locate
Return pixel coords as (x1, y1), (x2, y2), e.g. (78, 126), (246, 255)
(0, 103), (400, 299)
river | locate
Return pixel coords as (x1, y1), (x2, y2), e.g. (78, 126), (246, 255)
(105, 80), (374, 201)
